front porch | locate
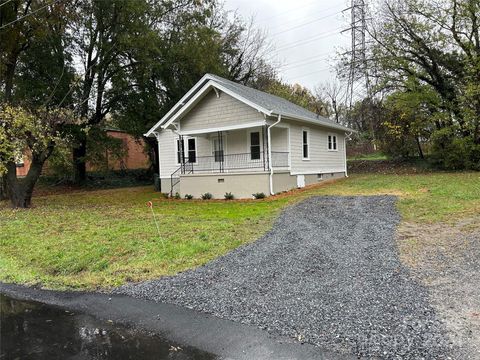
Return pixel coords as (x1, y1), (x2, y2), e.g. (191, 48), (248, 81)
(170, 125), (290, 196)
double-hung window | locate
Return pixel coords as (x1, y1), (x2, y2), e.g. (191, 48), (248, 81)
(250, 131), (261, 160)
(302, 129), (309, 160)
(176, 138), (197, 163)
(187, 138), (196, 163)
(328, 134), (337, 151)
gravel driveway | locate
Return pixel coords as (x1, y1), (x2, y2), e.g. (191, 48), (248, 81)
(117, 196), (451, 359)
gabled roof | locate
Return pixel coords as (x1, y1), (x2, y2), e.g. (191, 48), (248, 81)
(145, 74), (352, 137)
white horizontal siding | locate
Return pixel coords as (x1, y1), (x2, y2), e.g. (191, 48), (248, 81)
(158, 129), (177, 178)
(158, 130), (210, 178)
(288, 120), (346, 174)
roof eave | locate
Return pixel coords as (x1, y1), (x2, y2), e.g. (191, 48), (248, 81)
(270, 112), (355, 133)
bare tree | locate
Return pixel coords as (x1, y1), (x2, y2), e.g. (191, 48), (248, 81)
(318, 81), (344, 123)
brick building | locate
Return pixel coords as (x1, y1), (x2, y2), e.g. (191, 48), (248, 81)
(16, 130), (150, 177)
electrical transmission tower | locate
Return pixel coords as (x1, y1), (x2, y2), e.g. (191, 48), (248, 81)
(343, 0), (370, 108)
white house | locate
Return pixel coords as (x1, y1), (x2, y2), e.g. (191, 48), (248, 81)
(145, 74), (353, 198)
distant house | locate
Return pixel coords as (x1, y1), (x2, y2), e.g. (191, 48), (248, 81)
(145, 74), (353, 198)
(16, 129), (149, 177)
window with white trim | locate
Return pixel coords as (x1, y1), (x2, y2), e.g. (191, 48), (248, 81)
(187, 138), (196, 163)
(302, 129), (309, 159)
(177, 138), (197, 163)
(250, 131), (261, 160)
(328, 134), (337, 151)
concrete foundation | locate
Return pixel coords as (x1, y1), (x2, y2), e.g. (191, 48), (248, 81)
(159, 171), (346, 199)
(180, 172), (270, 199)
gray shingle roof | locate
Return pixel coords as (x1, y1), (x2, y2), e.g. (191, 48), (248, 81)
(207, 74), (350, 131)
(146, 73), (352, 137)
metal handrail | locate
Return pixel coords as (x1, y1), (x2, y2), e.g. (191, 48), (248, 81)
(170, 151), (289, 194)
(186, 151), (288, 173)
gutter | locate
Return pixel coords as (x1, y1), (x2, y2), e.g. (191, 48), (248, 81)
(153, 132), (162, 189)
(344, 131), (353, 177)
(267, 114), (282, 195)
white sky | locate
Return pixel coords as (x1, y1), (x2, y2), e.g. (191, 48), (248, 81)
(224, 0), (351, 91)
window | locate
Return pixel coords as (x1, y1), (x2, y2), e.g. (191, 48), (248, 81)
(187, 138), (196, 163)
(176, 138), (184, 164)
(250, 131), (261, 160)
(177, 138), (196, 164)
(328, 134), (337, 151)
(213, 137), (224, 162)
(302, 129), (309, 159)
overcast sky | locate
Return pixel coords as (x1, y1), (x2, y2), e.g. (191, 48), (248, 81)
(224, 0), (350, 91)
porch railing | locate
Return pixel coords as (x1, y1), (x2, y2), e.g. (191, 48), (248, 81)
(188, 151), (288, 173)
(169, 151), (289, 195)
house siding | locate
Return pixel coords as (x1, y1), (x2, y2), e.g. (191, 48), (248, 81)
(286, 120), (346, 174)
(179, 89), (264, 132)
(158, 129), (212, 178)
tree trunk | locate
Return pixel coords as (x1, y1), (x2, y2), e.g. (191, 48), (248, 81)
(0, 174), (8, 201)
(6, 154), (45, 208)
(72, 136), (87, 184)
(416, 136), (425, 159)
(145, 137), (158, 173)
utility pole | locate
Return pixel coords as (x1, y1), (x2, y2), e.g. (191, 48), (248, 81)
(342, 0), (370, 109)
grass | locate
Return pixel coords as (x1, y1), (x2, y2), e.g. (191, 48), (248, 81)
(1, 172), (479, 290)
(347, 152), (388, 161)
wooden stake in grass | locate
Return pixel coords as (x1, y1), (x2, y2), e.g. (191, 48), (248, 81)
(147, 201), (166, 251)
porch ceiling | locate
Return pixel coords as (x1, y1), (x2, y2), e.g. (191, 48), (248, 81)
(176, 121), (266, 136)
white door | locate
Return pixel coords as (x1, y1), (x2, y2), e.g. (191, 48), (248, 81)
(297, 174), (305, 188)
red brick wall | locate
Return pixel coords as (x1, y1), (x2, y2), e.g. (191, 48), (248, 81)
(16, 130), (150, 177)
(101, 130), (150, 171)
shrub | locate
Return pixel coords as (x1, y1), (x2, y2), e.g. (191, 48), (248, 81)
(184, 194), (194, 200)
(224, 192), (234, 200)
(160, 192), (170, 199)
(174, 192), (181, 199)
(252, 192), (266, 199)
(430, 129), (480, 170)
(201, 192), (213, 200)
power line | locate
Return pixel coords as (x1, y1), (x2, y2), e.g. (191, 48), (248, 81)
(274, 28), (343, 52)
(0, 0), (62, 30)
(270, 11), (342, 37)
(256, 1), (338, 24)
(281, 56), (331, 71)
(277, 51), (333, 67)
(265, 4), (342, 34)
(289, 67), (333, 80)
(0, 0), (15, 9)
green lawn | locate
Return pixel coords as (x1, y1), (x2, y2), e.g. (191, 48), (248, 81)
(1, 172), (479, 290)
(347, 152), (388, 160)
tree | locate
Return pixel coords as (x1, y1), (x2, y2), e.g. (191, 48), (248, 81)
(68, 0), (272, 182)
(0, 105), (78, 208)
(68, 0), (158, 183)
(110, 2), (273, 171)
(260, 80), (330, 117)
(318, 81), (345, 123)
(363, 0), (480, 167)
(1, 0), (73, 199)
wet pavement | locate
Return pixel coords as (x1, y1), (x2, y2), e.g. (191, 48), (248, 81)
(0, 294), (217, 360)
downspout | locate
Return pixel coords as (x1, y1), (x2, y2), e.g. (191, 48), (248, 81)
(267, 114), (282, 195)
(154, 132), (162, 191)
(344, 131), (352, 177)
